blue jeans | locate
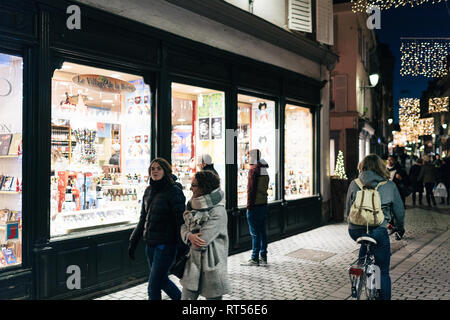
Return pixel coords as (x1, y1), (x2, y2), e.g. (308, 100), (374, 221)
(145, 244), (181, 300)
(246, 205), (268, 261)
(348, 227), (391, 300)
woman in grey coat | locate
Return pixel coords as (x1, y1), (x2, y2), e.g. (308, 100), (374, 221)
(346, 154), (405, 300)
(180, 170), (230, 300)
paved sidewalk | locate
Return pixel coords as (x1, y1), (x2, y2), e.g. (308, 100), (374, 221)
(95, 199), (450, 300)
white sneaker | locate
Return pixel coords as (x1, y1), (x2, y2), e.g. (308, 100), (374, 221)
(260, 258), (268, 267)
(240, 259), (259, 266)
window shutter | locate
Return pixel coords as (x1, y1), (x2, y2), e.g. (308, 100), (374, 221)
(316, 0), (333, 45)
(288, 0), (312, 33)
(333, 74), (347, 112)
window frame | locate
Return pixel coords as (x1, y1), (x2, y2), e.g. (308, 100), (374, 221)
(236, 90), (281, 209)
(47, 57), (155, 240)
(283, 100), (317, 201)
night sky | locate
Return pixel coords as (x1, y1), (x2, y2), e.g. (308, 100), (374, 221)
(374, 1), (450, 122)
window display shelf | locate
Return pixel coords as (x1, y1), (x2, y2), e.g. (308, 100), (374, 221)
(54, 207), (133, 235)
(0, 191), (21, 195)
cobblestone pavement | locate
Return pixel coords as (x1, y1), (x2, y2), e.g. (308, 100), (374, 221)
(95, 198), (450, 300)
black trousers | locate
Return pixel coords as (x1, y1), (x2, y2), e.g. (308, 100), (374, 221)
(424, 183), (436, 206)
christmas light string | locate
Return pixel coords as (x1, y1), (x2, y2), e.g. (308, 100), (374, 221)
(394, 98), (435, 146)
(400, 39), (450, 78)
(429, 97), (449, 113)
(351, 0), (448, 12)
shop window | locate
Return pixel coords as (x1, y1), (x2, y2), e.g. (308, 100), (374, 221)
(0, 53), (23, 269)
(284, 104), (313, 200)
(50, 62), (151, 237)
(171, 83), (225, 201)
(237, 94), (277, 207)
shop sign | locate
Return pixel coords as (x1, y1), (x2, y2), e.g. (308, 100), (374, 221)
(72, 74), (136, 93)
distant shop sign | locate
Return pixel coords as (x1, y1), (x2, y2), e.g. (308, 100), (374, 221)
(72, 74), (136, 94)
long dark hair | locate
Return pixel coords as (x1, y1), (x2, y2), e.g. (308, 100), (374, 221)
(149, 157), (174, 184)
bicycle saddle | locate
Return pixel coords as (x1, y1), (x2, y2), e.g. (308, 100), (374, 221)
(356, 236), (377, 246)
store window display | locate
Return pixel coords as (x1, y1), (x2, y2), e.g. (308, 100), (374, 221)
(171, 83), (225, 201)
(284, 104), (313, 200)
(237, 95), (277, 207)
(0, 53), (23, 269)
(50, 62), (151, 237)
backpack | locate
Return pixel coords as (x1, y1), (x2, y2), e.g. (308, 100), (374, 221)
(348, 179), (387, 231)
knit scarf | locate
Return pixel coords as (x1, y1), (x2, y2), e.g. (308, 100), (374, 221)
(183, 188), (225, 234)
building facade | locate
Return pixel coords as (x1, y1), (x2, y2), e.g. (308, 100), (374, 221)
(0, 0), (337, 299)
(330, 1), (380, 179)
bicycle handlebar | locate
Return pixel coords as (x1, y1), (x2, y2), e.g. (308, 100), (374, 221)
(387, 223), (404, 240)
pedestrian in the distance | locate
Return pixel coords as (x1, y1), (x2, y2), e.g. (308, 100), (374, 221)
(387, 155), (410, 207)
(180, 170), (230, 300)
(418, 154), (438, 208)
(409, 158), (424, 207)
(441, 157), (450, 205)
(346, 154), (405, 300)
(198, 153), (219, 177)
(128, 158), (186, 300)
(241, 149), (270, 267)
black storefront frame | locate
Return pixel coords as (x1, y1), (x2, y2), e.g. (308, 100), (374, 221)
(0, 0), (327, 300)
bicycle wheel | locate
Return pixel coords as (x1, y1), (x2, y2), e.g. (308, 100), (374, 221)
(356, 273), (366, 300)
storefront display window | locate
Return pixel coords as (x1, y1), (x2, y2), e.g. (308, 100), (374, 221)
(171, 83), (225, 201)
(0, 53), (23, 269)
(50, 62), (151, 237)
(284, 104), (313, 200)
(237, 94), (277, 207)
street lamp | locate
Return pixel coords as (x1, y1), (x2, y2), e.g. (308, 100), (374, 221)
(361, 73), (380, 89)
(443, 123), (448, 129)
(388, 118), (393, 125)
(369, 73), (379, 87)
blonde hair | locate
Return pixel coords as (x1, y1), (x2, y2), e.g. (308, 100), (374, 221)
(357, 154), (390, 180)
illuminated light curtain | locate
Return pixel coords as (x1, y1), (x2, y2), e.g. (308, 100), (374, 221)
(394, 98), (434, 146)
(429, 97), (449, 113)
(400, 39), (450, 78)
(351, 0), (448, 12)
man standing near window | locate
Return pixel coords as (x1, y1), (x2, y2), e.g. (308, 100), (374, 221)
(198, 153), (218, 177)
(241, 149), (269, 267)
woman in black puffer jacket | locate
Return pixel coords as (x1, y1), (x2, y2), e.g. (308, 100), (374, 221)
(128, 158), (186, 300)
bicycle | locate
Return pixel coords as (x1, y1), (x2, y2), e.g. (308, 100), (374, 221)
(348, 224), (404, 300)
(348, 235), (380, 300)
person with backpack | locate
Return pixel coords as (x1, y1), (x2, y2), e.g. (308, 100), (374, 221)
(128, 158), (186, 300)
(346, 154), (405, 300)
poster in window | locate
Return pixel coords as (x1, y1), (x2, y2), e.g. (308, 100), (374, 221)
(198, 95), (210, 118)
(210, 93), (224, 117)
(199, 118), (210, 140)
(211, 117), (222, 140)
(6, 222), (19, 241)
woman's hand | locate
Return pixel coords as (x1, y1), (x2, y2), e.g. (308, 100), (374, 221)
(188, 233), (206, 248)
